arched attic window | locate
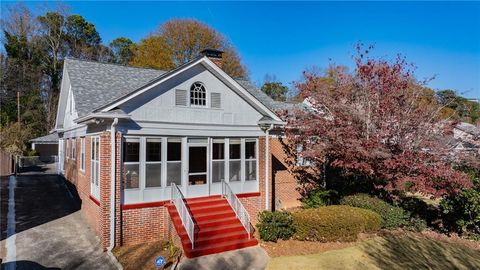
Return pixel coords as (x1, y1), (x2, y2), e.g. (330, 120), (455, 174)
(190, 82), (206, 106)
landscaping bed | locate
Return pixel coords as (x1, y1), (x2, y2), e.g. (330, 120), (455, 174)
(266, 232), (480, 270)
(112, 241), (181, 270)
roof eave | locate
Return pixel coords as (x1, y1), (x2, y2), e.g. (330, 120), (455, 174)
(75, 113), (131, 124)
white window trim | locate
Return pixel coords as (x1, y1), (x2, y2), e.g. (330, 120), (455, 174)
(123, 137), (141, 191)
(245, 139), (258, 181)
(80, 137), (85, 172)
(71, 138), (76, 160)
(145, 137), (162, 189)
(91, 136), (100, 199)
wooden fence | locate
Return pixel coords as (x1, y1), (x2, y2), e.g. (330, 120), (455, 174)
(0, 149), (14, 176)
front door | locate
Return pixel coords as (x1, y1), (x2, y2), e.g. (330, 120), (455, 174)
(186, 140), (209, 197)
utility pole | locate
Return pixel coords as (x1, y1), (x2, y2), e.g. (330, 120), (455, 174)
(17, 91), (20, 125)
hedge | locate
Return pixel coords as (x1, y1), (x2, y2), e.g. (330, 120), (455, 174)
(340, 194), (410, 229)
(292, 205), (381, 242)
(257, 211), (296, 242)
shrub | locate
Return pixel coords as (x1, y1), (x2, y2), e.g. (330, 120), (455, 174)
(302, 189), (339, 208)
(292, 205), (381, 242)
(407, 217), (428, 232)
(340, 194), (410, 229)
(257, 211), (295, 242)
(440, 188), (480, 237)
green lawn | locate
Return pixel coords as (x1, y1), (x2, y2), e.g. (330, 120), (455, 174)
(267, 234), (480, 270)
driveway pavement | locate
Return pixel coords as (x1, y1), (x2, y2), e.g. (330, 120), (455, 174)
(1, 167), (116, 270)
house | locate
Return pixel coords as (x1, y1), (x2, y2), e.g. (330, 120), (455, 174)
(54, 50), (302, 257)
(29, 132), (59, 163)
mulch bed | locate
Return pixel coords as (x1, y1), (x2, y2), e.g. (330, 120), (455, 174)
(113, 241), (181, 270)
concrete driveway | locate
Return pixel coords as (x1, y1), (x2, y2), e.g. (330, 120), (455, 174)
(1, 167), (116, 269)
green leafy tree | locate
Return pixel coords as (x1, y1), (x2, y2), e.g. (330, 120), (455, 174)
(65, 14), (101, 59)
(109, 37), (134, 65)
(261, 81), (289, 101)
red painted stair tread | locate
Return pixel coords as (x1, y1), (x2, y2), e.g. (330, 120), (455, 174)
(166, 196), (257, 258)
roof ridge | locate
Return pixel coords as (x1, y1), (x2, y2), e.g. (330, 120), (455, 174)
(64, 57), (167, 72)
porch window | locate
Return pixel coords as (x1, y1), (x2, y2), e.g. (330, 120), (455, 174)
(212, 140), (225, 183)
(80, 137), (85, 171)
(167, 139), (182, 186)
(91, 137), (100, 198)
(229, 139), (241, 181)
(245, 140), (257, 181)
(123, 138), (140, 189)
(145, 138), (162, 188)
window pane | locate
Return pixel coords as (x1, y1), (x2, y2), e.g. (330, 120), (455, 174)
(245, 141), (256, 159)
(146, 141), (161, 162)
(124, 163), (140, 189)
(245, 160), (256, 181)
(229, 142), (240, 159)
(167, 162), (182, 186)
(95, 162), (99, 186)
(146, 163), (162, 188)
(167, 142), (181, 161)
(229, 160), (241, 181)
(212, 160), (224, 183)
(123, 141), (139, 162)
(213, 143), (224, 160)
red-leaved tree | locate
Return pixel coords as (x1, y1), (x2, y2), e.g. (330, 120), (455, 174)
(283, 45), (473, 197)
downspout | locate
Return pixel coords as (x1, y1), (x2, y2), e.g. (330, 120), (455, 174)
(264, 124), (273, 210)
(108, 118), (118, 251)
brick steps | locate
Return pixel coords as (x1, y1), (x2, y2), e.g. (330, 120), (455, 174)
(166, 196), (257, 258)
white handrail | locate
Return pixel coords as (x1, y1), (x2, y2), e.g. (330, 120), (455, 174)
(222, 180), (251, 239)
(171, 183), (195, 249)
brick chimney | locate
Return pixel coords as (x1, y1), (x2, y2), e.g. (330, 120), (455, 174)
(200, 48), (224, 68)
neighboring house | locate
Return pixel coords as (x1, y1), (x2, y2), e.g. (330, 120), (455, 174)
(29, 132), (59, 162)
(453, 122), (480, 154)
(55, 50), (302, 257)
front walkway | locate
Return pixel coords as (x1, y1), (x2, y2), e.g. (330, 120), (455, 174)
(178, 246), (269, 270)
(0, 168), (116, 269)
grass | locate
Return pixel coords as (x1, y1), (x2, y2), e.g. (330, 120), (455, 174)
(267, 233), (480, 270)
(112, 241), (181, 270)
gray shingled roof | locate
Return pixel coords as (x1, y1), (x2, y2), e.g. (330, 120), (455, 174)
(456, 122), (480, 137)
(66, 58), (166, 117)
(66, 58), (301, 117)
(30, 132), (59, 144)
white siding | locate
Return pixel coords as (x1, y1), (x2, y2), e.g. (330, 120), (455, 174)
(120, 64), (264, 127)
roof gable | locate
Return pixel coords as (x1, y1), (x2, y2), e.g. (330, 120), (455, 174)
(64, 58), (165, 117)
(97, 57), (283, 122)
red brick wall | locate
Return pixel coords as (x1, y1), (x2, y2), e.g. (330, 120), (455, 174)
(241, 136), (301, 224)
(63, 136), (102, 237)
(121, 206), (169, 245)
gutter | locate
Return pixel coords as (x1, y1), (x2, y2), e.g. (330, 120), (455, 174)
(264, 124), (274, 210)
(109, 118), (119, 251)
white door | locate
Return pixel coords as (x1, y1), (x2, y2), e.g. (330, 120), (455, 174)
(186, 139), (209, 197)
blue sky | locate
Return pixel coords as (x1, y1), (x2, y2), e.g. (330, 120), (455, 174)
(4, 1), (480, 98)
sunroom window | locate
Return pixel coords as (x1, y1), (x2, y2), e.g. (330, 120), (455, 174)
(229, 139), (241, 181)
(245, 140), (257, 181)
(145, 138), (162, 188)
(212, 140), (225, 183)
(167, 139), (182, 186)
(123, 138), (140, 189)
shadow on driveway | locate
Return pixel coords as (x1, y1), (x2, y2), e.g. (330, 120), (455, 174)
(1, 169), (81, 241)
